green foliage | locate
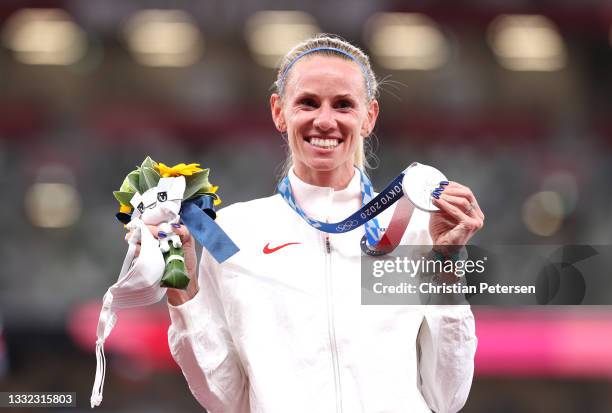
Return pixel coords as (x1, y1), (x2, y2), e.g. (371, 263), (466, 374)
(127, 171), (140, 194)
(160, 244), (190, 289)
(115, 156), (217, 207)
(140, 156), (156, 170)
(184, 168), (212, 200)
(113, 191), (134, 206)
(140, 167), (160, 191)
(119, 174), (134, 193)
(194, 188), (220, 201)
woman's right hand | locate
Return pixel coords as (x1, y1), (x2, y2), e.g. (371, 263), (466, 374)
(125, 224), (199, 306)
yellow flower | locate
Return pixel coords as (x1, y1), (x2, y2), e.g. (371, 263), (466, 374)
(156, 162), (204, 178)
(210, 185), (221, 206)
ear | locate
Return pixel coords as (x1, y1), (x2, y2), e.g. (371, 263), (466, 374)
(270, 93), (286, 132)
(361, 99), (380, 137)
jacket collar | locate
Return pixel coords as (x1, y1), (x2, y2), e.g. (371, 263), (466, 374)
(287, 166), (362, 222)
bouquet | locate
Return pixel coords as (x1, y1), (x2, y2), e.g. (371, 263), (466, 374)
(91, 156), (238, 408)
(112, 156), (221, 289)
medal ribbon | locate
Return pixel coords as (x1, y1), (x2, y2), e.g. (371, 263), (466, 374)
(277, 168), (416, 254)
(180, 194), (239, 263)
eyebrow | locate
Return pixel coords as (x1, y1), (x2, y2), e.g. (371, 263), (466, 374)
(294, 91), (357, 100)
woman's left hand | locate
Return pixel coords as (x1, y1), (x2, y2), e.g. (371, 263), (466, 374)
(429, 181), (485, 254)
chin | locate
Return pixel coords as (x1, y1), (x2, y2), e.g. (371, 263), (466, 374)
(304, 159), (344, 171)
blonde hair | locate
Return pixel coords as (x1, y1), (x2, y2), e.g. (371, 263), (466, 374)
(273, 34), (379, 176)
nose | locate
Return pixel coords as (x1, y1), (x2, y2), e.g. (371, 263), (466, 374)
(313, 104), (336, 132)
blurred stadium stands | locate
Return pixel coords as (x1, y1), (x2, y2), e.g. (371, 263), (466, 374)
(1, 0), (612, 411)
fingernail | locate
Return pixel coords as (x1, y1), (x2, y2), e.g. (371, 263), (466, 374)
(440, 181), (449, 186)
(171, 223), (181, 229)
(158, 231), (167, 238)
(432, 193), (440, 199)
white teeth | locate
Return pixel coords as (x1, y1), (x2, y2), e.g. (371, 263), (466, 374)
(309, 137), (339, 148)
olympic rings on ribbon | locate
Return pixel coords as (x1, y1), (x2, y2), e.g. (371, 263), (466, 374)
(336, 220), (360, 231)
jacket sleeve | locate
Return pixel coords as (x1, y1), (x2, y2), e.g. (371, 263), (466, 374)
(403, 211), (477, 412)
(167, 250), (249, 413)
(417, 305), (477, 413)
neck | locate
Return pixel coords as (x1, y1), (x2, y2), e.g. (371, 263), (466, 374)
(292, 163), (355, 190)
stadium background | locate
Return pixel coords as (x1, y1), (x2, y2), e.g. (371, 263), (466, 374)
(1, 0), (612, 411)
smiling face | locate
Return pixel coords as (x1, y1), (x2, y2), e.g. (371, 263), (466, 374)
(271, 55), (379, 188)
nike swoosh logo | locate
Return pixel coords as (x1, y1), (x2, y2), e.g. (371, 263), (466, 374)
(263, 242), (301, 254)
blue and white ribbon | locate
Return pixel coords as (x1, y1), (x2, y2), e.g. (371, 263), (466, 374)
(277, 170), (406, 247)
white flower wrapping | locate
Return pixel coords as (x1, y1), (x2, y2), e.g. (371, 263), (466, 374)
(90, 176), (187, 408)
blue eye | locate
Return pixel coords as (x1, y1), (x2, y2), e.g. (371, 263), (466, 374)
(157, 192), (167, 202)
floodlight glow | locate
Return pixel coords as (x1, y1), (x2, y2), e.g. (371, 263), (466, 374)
(245, 11), (320, 68)
(488, 14), (566, 71)
(2, 8), (87, 65)
(124, 9), (203, 67)
(25, 183), (81, 228)
(522, 191), (564, 236)
(366, 13), (449, 70)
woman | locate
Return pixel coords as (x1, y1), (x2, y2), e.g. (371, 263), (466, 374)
(163, 35), (483, 413)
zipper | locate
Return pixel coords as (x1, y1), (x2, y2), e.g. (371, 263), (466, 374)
(323, 233), (343, 413)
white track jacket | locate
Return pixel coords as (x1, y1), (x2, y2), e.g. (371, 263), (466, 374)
(167, 168), (477, 413)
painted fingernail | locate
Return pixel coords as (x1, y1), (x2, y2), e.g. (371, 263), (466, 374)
(158, 231), (167, 238)
(440, 181), (449, 186)
(432, 193), (440, 199)
(171, 223), (181, 229)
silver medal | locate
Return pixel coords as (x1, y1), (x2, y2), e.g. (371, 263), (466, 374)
(402, 162), (448, 212)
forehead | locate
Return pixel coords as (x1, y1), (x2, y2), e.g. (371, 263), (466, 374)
(284, 55), (367, 98)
